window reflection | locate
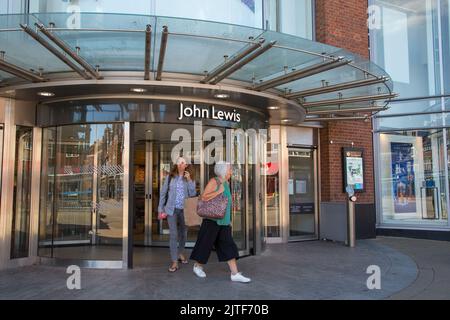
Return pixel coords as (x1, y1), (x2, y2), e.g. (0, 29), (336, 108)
(39, 124), (124, 260)
(29, 0), (264, 28)
(27, 0), (315, 35)
(370, 0), (442, 99)
(379, 130), (448, 226)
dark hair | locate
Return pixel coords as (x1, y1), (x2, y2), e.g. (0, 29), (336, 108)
(169, 164), (180, 178)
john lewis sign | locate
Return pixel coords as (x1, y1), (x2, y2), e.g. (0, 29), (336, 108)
(178, 103), (241, 123)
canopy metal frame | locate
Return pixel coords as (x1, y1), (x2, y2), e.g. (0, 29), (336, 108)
(209, 41), (277, 85)
(286, 77), (390, 99)
(303, 93), (398, 109)
(156, 26), (168, 81)
(144, 24), (152, 80)
(20, 24), (91, 80)
(201, 39), (265, 84)
(307, 105), (388, 115)
(34, 23), (102, 80)
(0, 58), (46, 82)
(252, 57), (352, 92)
(0, 14), (396, 121)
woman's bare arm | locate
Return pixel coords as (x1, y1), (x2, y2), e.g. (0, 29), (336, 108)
(201, 178), (225, 201)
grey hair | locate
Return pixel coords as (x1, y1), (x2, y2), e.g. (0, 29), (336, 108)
(214, 161), (231, 179)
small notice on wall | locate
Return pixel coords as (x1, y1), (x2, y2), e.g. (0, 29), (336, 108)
(342, 148), (365, 193)
(296, 180), (307, 194)
(288, 179), (294, 195)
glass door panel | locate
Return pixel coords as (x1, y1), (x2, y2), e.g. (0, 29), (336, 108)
(131, 123), (258, 256)
(152, 141), (203, 244)
(53, 124), (93, 251)
(95, 124), (124, 249)
(152, 142), (175, 244)
(133, 123), (202, 247)
(133, 142), (146, 246)
(288, 148), (317, 240)
(39, 124), (124, 261)
(230, 130), (246, 252)
(11, 126), (34, 259)
(265, 135), (281, 238)
(39, 127), (57, 257)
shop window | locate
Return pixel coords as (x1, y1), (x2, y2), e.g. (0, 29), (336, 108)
(379, 129), (448, 226)
(264, 0), (313, 39)
(370, 0), (442, 99)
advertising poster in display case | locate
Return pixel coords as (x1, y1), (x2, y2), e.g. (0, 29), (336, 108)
(342, 148), (364, 192)
(390, 142), (416, 213)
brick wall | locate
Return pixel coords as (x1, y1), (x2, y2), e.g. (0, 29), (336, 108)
(320, 121), (374, 203)
(315, 0), (369, 59)
(315, 0), (374, 204)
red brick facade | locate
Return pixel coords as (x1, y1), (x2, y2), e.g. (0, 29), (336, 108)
(315, 0), (370, 59)
(315, 0), (374, 204)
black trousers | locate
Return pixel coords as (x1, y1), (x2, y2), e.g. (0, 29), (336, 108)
(190, 219), (239, 264)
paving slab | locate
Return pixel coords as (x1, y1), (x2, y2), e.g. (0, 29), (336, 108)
(0, 239), (419, 300)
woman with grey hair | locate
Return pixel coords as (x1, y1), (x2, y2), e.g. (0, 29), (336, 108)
(158, 157), (197, 272)
(190, 161), (251, 283)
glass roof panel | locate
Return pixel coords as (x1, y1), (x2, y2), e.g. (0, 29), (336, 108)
(0, 70), (12, 81)
(300, 82), (391, 104)
(0, 14), (71, 74)
(31, 12), (153, 30)
(51, 30), (147, 71)
(152, 16), (264, 76)
(0, 13), (35, 29)
(30, 13), (155, 72)
(230, 30), (340, 83)
(304, 101), (389, 113)
(0, 13), (394, 112)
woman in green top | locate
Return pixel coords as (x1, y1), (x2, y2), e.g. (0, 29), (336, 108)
(190, 162), (251, 283)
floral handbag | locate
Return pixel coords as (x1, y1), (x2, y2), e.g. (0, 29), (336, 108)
(197, 178), (228, 219)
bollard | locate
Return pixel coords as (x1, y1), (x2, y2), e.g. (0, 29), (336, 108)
(346, 186), (357, 248)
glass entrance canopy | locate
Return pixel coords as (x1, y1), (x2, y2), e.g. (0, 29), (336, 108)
(0, 13), (395, 122)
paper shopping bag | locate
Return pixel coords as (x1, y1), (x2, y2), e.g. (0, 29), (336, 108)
(184, 196), (202, 226)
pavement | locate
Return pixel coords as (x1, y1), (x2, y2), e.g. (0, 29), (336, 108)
(0, 237), (448, 300)
(377, 237), (450, 300)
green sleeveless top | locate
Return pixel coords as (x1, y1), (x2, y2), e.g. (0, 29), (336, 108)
(211, 178), (232, 226)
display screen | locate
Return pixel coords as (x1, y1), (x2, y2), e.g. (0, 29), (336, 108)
(343, 148), (364, 192)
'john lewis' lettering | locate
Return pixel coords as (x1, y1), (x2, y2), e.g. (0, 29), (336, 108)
(178, 103), (241, 123)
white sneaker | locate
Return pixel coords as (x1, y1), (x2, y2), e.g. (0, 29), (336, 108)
(193, 264), (206, 278)
(231, 272), (251, 283)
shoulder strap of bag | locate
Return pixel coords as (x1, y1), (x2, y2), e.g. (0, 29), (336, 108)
(214, 177), (222, 192)
(163, 175), (172, 206)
